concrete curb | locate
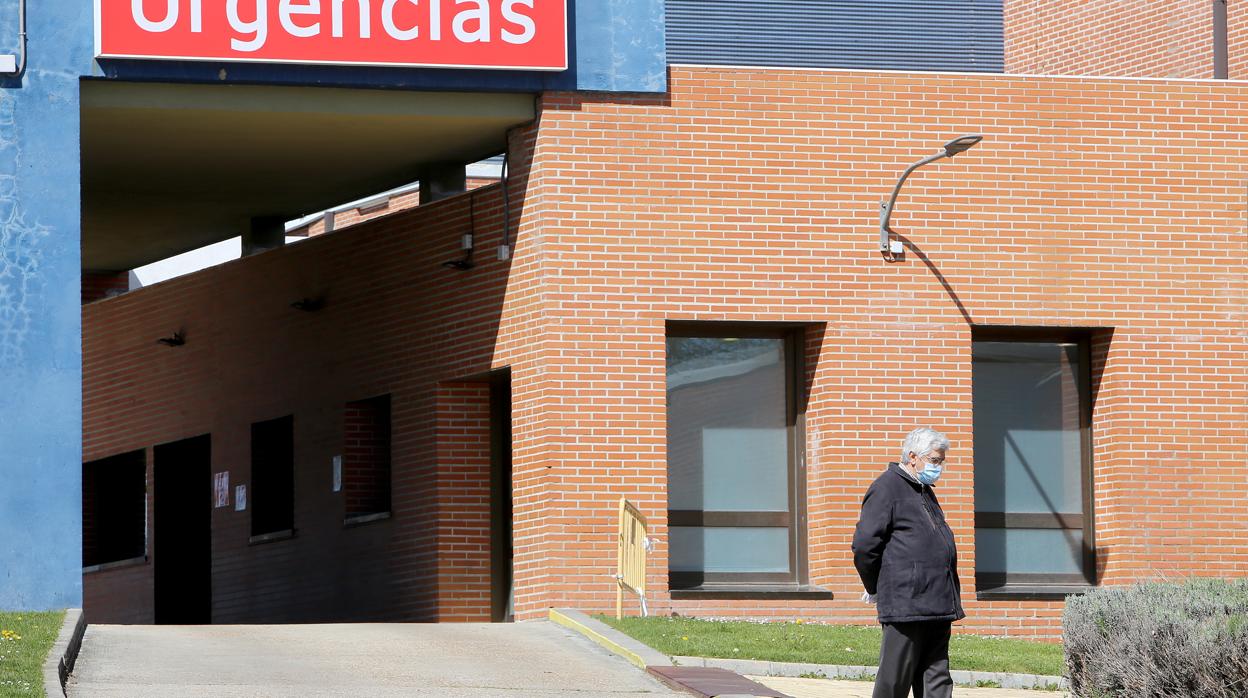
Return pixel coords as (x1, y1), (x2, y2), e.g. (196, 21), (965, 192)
(550, 610), (1068, 692)
(41, 608), (86, 698)
(549, 609), (673, 670)
(673, 656), (1069, 691)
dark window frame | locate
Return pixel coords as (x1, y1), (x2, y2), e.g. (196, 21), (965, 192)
(971, 326), (1098, 594)
(665, 322), (809, 590)
(250, 415), (295, 539)
(82, 449), (148, 570)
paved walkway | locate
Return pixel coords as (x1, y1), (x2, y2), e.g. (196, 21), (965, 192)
(69, 622), (683, 697)
(751, 675), (1069, 698)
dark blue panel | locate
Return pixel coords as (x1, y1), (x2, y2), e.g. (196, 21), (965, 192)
(666, 0), (1004, 73)
(92, 0), (667, 93)
(94, 57), (573, 92)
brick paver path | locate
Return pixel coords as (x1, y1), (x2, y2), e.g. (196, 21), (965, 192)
(750, 675), (1069, 698)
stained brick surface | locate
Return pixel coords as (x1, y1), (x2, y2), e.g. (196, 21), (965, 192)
(1005, 0), (1230, 78)
(84, 66), (1248, 637)
(434, 383), (494, 622)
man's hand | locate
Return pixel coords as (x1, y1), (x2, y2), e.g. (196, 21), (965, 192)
(860, 590), (877, 605)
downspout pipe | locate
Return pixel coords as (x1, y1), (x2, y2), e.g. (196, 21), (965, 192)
(1, 0), (27, 77)
(500, 151), (511, 253)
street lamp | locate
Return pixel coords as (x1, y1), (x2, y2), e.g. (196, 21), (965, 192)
(879, 135), (983, 260)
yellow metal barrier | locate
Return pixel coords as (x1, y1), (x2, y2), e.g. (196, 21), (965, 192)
(616, 497), (649, 619)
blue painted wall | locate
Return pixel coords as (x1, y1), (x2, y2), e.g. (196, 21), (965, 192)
(574, 0), (667, 91)
(0, 1), (94, 610)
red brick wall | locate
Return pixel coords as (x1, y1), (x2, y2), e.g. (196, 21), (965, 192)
(527, 67), (1247, 638)
(434, 383), (494, 622)
(1005, 0), (1217, 78)
(83, 139), (538, 623)
(343, 395), (391, 517)
(85, 66), (1248, 637)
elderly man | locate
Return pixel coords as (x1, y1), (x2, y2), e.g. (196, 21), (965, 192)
(852, 427), (964, 698)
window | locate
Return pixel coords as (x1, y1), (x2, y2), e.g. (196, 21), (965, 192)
(251, 415), (294, 537)
(83, 450), (147, 568)
(666, 325), (805, 589)
(972, 329), (1095, 593)
(343, 395), (391, 521)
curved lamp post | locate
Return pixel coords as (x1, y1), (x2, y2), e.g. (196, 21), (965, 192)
(879, 135), (983, 260)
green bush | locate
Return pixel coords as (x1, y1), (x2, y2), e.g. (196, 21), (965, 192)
(1062, 578), (1248, 697)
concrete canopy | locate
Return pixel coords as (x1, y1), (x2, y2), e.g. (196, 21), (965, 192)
(80, 81), (534, 271)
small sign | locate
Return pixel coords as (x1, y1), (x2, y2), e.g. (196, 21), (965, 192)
(234, 484), (247, 511)
(332, 455), (342, 492)
(213, 471), (230, 508)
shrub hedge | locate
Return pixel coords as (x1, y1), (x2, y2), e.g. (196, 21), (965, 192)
(1062, 578), (1248, 697)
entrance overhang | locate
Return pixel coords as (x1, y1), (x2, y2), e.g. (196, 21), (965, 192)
(80, 80), (534, 271)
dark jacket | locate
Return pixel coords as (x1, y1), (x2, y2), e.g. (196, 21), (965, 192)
(852, 464), (965, 624)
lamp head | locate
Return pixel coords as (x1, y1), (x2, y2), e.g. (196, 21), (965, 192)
(943, 135), (983, 157)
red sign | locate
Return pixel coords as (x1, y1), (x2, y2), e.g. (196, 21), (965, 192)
(95, 0), (567, 71)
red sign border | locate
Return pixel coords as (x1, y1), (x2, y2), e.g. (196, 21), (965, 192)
(93, 0), (569, 72)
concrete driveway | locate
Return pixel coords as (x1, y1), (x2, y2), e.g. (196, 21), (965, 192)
(68, 621), (685, 697)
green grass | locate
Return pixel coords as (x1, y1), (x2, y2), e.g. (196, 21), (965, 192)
(596, 615), (1065, 677)
(0, 610), (65, 697)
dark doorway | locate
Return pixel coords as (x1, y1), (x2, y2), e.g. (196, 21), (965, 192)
(153, 435), (212, 624)
(489, 373), (514, 622)
(250, 416), (294, 537)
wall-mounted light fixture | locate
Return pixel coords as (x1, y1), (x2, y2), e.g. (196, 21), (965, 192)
(157, 331), (186, 347)
(290, 297), (325, 312)
(441, 258), (474, 271)
(879, 135), (983, 261)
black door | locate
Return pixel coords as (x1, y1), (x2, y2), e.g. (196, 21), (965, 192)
(490, 374), (514, 622)
(153, 435), (212, 624)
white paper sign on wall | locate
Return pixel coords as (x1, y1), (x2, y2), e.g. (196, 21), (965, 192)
(332, 455), (342, 492)
(235, 485), (247, 511)
(213, 471), (230, 508)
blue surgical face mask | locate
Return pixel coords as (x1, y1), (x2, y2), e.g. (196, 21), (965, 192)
(917, 460), (944, 485)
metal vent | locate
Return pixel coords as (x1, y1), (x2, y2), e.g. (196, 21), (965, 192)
(666, 0), (1004, 73)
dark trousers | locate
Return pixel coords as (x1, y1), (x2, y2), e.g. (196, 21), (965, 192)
(872, 620), (953, 698)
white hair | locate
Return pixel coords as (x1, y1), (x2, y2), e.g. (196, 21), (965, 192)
(900, 427), (950, 463)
